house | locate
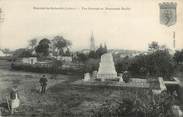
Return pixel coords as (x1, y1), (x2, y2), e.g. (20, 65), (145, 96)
(57, 56), (72, 62)
(80, 49), (90, 54)
(0, 50), (5, 57)
(22, 57), (37, 64)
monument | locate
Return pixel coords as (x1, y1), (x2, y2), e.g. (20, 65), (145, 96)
(97, 53), (117, 80)
(83, 73), (90, 81)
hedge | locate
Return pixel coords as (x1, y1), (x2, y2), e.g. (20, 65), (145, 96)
(11, 63), (84, 75)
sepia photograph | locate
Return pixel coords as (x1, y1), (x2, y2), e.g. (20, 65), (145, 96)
(0, 0), (183, 116)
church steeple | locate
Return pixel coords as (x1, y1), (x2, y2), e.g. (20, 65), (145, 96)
(90, 32), (95, 51)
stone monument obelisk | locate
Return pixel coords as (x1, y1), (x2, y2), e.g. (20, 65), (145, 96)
(97, 53), (117, 81)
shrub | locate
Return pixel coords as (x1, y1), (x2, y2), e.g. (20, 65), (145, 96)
(11, 63), (83, 75)
(91, 90), (174, 117)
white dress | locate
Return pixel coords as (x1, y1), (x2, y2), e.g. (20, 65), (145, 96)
(11, 93), (20, 109)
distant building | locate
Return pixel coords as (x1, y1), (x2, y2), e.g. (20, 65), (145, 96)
(22, 57), (37, 64)
(37, 60), (53, 66)
(120, 54), (128, 58)
(0, 50), (5, 57)
(0, 49), (12, 57)
(57, 56), (72, 62)
(31, 50), (36, 55)
(80, 49), (90, 54)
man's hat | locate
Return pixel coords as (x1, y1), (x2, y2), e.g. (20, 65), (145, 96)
(12, 85), (18, 91)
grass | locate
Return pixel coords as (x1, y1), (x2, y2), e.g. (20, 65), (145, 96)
(0, 61), (181, 117)
(0, 67), (152, 117)
(0, 60), (11, 69)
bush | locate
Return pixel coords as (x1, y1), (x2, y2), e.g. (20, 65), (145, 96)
(115, 50), (175, 80)
(11, 63), (83, 75)
(91, 90), (174, 117)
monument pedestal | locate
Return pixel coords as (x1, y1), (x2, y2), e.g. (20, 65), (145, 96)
(83, 73), (90, 81)
(119, 73), (124, 82)
(119, 76), (123, 82)
(97, 53), (117, 80)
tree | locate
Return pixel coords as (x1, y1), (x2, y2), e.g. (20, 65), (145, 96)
(115, 56), (131, 73)
(173, 49), (183, 64)
(88, 51), (97, 58)
(84, 58), (100, 73)
(13, 48), (32, 58)
(150, 50), (174, 79)
(52, 36), (72, 56)
(28, 38), (37, 49)
(96, 44), (107, 58)
(39, 38), (50, 45)
(64, 48), (71, 56)
(148, 41), (160, 52)
(128, 49), (174, 79)
(35, 38), (50, 57)
(77, 53), (88, 62)
(2, 48), (10, 56)
(91, 90), (174, 117)
(104, 43), (107, 51)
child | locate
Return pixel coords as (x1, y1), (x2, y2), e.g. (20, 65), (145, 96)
(10, 86), (20, 114)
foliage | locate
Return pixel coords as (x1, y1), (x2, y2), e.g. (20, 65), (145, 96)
(173, 49), (183, 64)
(148, 41), (168, 52)
(52, 36), (72, 56)
(115, 42), (175, 79)
(35, 38), (50, 57)
(75, 52), (99, 72)
(87, 44), (107, 59)
(91, 90), (174, 117)
(28, 38), (37, 49)
(13, 48), (33, 58)
(84, 58), (100, 73)
(11, 62), (83, 75)
(115, 56), (131, 73)
(1, 48), (11, 56)
(88, 51), (97, 58)
(64, 48), (71, 56)
(96, 44), (107, 58)
(128, 50), (174, 79)
(77, 52), (88, 63)
(148, 41), (160, 52)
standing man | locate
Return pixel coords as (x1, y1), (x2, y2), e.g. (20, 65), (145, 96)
(39, 75), (48, 94)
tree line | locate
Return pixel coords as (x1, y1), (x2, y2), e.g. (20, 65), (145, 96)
(12, 36), (72, 58)
(115, 41), (183, 80)
(10, 37), (183, 80)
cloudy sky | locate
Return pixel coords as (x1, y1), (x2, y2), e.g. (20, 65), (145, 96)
(0, 0), (183, 51)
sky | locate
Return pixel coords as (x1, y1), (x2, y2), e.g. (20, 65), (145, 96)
(0, 0), (183, 51)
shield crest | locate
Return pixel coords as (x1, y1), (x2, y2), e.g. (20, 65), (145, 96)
(159, 2), (177, 27)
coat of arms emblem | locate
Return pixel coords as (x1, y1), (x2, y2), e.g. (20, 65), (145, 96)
(159, 2), (177, 27)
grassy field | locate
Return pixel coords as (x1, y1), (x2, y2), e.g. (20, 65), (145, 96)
(0, 68), (147, 117)
(0, 60), (181, 117)
(0, 68), (73, 116)
(0, 61), (153, 117)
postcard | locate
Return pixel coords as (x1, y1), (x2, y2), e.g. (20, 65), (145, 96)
(0, 0), (183, 117)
